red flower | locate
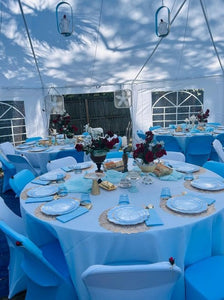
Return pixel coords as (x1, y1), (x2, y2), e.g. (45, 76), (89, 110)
(133, 130), (166, 164)
(16, 241), (22, 246)
(169, 257), (175, 265)
(75, 144), (84, 151)
(145, 151), (154, 163)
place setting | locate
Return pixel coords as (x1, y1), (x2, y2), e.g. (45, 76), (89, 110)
(184, 175), (224, 193)
(160, 188), (216, 217)
(99, 194), (164, 234)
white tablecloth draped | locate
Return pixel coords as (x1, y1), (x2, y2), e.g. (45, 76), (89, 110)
(20, 162), (224, 300)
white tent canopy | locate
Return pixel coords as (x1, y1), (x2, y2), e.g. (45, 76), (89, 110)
(0, 0), (224, 138)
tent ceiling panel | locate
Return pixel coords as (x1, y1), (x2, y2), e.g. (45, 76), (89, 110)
(0, 0), (223, 90)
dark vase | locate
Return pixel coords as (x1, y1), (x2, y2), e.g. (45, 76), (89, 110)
(66, 133), (74, 139)
(90, 150), (107, 172)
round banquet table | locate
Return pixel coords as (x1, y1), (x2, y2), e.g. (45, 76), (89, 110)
(16, 144), (86, 174)
(20, 160), (224, 300)
(153, 127), (224, 153)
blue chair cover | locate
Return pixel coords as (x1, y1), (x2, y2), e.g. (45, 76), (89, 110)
(0, 197), (26, 298)
(25, 137), (42, 143)
(155, 135), (182, 152)
(149, 125), (161, 131)
(203, 161), (224, 178)
(185, 256), (224, 300)
(0, 154), (16, 193)
(82, 262), (181, 300)
(56, 149), (84, 163)
(9, 169), (35, 197)
(137, 130), (146, 140)
(215, 133), (224, 146)
(106, 151), (123, 159)
(0, 220), (78, 300)
(185, 135), (214, 166)
(207, 122), (221, 126)
(6, 154), (41, 176)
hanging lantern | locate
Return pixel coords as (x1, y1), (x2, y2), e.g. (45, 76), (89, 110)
(155, 3), (170, 37)
(56, 2), (73, 37)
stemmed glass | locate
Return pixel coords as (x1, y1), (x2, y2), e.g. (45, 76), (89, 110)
(126, 171), (141, 193)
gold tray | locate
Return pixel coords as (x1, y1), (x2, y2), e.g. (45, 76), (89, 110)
(99, 181), (117, 191)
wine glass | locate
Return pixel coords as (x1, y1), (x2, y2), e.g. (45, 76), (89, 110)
(126, 171), (141, 193)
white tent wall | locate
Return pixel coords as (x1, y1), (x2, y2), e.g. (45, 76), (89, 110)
(0, 88), (47, 139)
(132, 76), (224, 145)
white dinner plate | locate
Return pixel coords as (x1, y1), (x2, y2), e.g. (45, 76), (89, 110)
(173, 132), (186, 136)
(167, 161), (200, 173)
(39, 172), (66, 181)
(191, 177), (224, 191)
(25, 141), (36, 145)
(41, 198), (79, 215)
(29, 147), (46, 152)
(107, 205), (149, 225)
(16, 144), (31, 150)
(74, 162), (92, 169)
(27, 185), (58, 197)
(166, 196), (207, 214)
(153, 129), (170, 135)
(214, 130), (224, 134)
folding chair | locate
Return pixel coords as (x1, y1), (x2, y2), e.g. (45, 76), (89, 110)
(47, 156), (77, 171)
(9, 169), (35, 197)
(6, 154), (41, 176)
(0, 220), (78, 300)
(0, 197), (26, 298)
(82, 262), (181, 300)
(0, 154), (16, 193)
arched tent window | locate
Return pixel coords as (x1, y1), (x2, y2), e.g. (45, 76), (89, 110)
(152, 89), (204, 127)
(0, 101), (26, 146)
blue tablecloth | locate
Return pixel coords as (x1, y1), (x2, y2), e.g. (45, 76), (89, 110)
(20, 162), (224, 300)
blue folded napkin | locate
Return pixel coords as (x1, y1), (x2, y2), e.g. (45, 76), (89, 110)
(31, 179), (51, 185)
(104, 170), (125, 184)
(187, 193), (215, 206)
(145, 209), (164, 226)
(205, 127), (214, 132)
(169, 124), (176, 129)
(64, 177), (92, 193)
(190, 128), (200, 133)
(56, 206), (89, 223)
(61, 165), (76, 172)
(159, 170), (183, 181)
(137, 130), (146, 140)
(149, 125), (161, 131)
(25, 196), (54, 203)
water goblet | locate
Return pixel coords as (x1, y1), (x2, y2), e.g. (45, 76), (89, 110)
(126, 171), (141, 193)
(58, 185), (68, 197)
(184, 172), (194, 181)
(118, 194), (130, 205)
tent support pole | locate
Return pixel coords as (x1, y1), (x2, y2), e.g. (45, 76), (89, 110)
(199, 0), (224, 75)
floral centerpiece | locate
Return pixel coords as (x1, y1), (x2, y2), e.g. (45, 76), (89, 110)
(133, 130), (166, 172)
(50, 112), (78, 138)
(197, 109), (209, 123)
(75, 131), (119, 172)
